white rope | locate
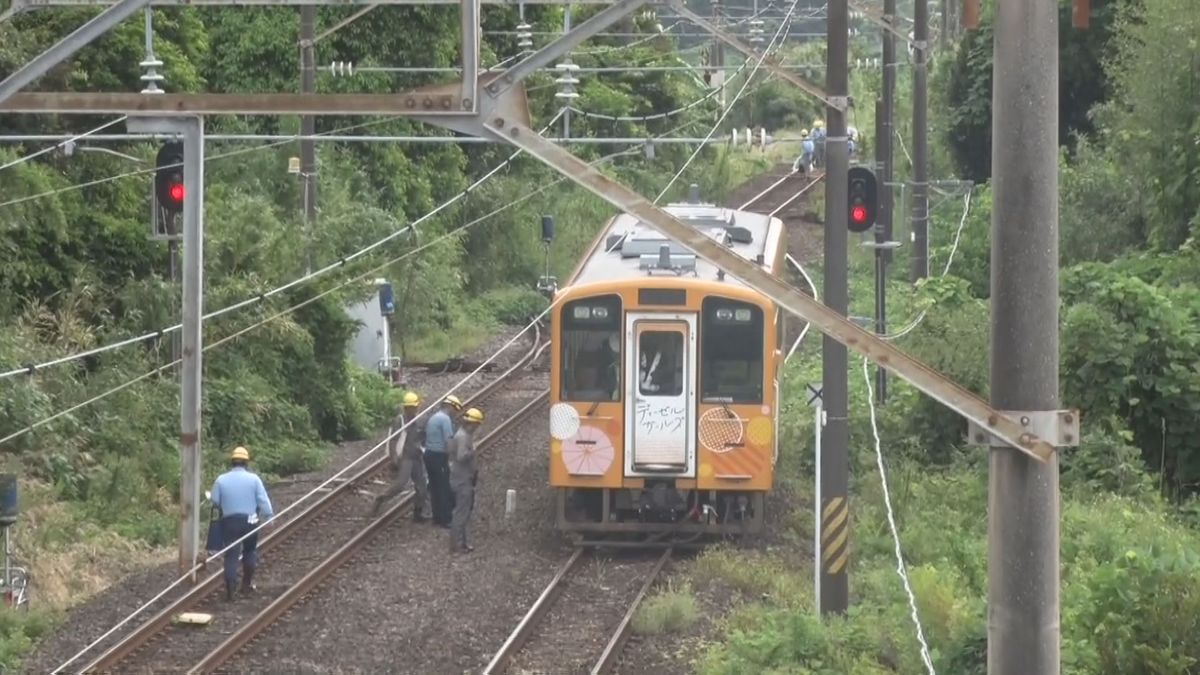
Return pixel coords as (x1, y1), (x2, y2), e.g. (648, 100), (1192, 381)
(0, 108), (568, 383)
(862, 356), (936, 675)
(881, 186), (973, 341)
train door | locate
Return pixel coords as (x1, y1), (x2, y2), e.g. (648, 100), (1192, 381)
(624, 313), (697, 476)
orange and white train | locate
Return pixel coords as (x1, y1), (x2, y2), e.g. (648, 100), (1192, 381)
(548, 195), (787, 535)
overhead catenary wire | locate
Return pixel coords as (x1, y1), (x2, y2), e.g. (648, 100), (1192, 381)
(653, 0), (800, 204)
(862, 356), (937, 675)
(0, 115), (127, 172)
(45, 94), (754, 672)
(0, 108), (568, 383)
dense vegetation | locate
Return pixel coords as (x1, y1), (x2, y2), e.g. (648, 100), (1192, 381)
(678, 0), (1200, 673)
(0, 4), (772, 665)
(3, 0), (1199, 670)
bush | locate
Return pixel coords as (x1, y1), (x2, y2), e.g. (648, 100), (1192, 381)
(476, 287), (550, 326)
(632, 583), (699, 635)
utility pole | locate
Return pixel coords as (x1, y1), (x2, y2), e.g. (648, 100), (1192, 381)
(988, 0), (1062, 670)
(910, 0), (929, 282)
(875, 0), (896, 402)
(300, 5), (317, 274)
(872, 99), (888, 404)
(818, 0), (850, 616)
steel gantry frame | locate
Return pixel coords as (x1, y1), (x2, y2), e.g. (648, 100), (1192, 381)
(1, 0), (1069, 589)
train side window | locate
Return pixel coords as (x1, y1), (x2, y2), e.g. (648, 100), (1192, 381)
(560, 295), (621, 402)
(638, 331), (684, 396)
(701, 298), (764, 403)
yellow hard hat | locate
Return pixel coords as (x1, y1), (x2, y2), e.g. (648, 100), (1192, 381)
(402, 391), (420, 407)
(800, 129), (809, 137)
(444, 394), (463, 410)
(230, 446), (250, 462)
(814, 119), (824, 128)
(464, 408), (484, 424)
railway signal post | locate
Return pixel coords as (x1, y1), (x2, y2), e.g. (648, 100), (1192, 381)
(138, 116), (207, 580)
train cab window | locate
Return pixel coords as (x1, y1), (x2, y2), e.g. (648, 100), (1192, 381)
(701, 298), (764, 403)
(560, 295), (622, 402)
(638, 331), (684, 396)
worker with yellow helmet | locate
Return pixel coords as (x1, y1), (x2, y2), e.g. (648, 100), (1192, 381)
(210, 446), (273, 601)
(371, 391), (430, 521)
(449, 407), (485, 554)
(811, 118), (827, 168)
(793, 129), (816, 176)
(423, 394), (463, 527)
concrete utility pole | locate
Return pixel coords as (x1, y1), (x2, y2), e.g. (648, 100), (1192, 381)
(818, 0), (850, 616)
(300, 5), (317, 274)
(910, 0), (929, 281)
(988, 0), (1062, 671)
(872, 98), (888, 404)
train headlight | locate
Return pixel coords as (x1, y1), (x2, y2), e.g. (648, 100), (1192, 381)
(734, 309), (752, 322)
(716, 308), (733, 320)
(592, 306), (609, 318)
(573, 306), (592, 319)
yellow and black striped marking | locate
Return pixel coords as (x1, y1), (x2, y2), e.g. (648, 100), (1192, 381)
(820, 496), (849, 576)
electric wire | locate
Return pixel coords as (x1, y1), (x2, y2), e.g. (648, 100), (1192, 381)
(0, 116), (127, 172)
(880, 186), (972, 341)
(0, 109), (567, 383)
(652, 0), (799, 204)
(46, 81), (757, 674)
(2, 111), (707, 447)
(0, 115), (428, 212)
(862, 356), (937, 675)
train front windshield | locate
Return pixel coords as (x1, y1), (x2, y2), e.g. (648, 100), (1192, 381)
(701, 297), (764, 404)
(560, 295), (622, 402)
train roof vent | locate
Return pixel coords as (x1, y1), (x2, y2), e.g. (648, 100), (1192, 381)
(617, 227), (689, 259)
(705, 227), (733, 246)
(664, 205), (753, 244)
(639, 244), (698, 276)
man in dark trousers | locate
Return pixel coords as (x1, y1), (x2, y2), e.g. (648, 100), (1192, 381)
(210, 446), (274, 601)
(371, 391), (429, 521)
(423, 394), (462, 528)
(449, 408), (483, 553)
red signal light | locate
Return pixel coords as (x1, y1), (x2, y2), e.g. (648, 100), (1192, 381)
(169, 183), (184, 203)
(851, 205), (867, 223)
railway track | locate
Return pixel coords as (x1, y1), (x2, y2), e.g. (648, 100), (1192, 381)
(739, 169), (825, 218)
(483, 547), (673, 675)
(77, 324), (547, 674)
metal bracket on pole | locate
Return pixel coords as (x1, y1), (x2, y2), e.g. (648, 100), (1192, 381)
(967, 410), (1079, 449)
(665, 0), (843, 111)
(480, 110), (1055, 462)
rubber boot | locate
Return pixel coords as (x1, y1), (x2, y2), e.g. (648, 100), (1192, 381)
(224, 576), (237, 601)
(412, 508), (426, 523)
(241, 563), (256, 596)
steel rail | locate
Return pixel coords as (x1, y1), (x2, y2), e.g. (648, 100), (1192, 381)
(482, 547), (587, 675)
(769, 172), (826, 218)
(738, 170), (798, 211)
(189, 390), (551, 673)
(78, 323), (543, 673)
(589, 547), (672, 674)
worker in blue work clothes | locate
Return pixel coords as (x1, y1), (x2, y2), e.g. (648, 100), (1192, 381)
(423, 394), (462, 528)
(449, 408), (484, 554)
(847, 126), (858, 158)
(371, 391), (430, 521)
(793, 129), (815, 175)
(811, 119), (826, 167)
(210, 446), (274, 601)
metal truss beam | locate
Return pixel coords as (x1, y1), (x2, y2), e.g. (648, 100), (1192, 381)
(10, 0), (605, 6)
(0, 0), (151, 105)
(666, 0), (843, 111)
(488, 0), (647, 98)
(478, 112), (1055, 463)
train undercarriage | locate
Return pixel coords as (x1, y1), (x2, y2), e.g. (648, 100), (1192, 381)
(556, 484), (766, 536)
